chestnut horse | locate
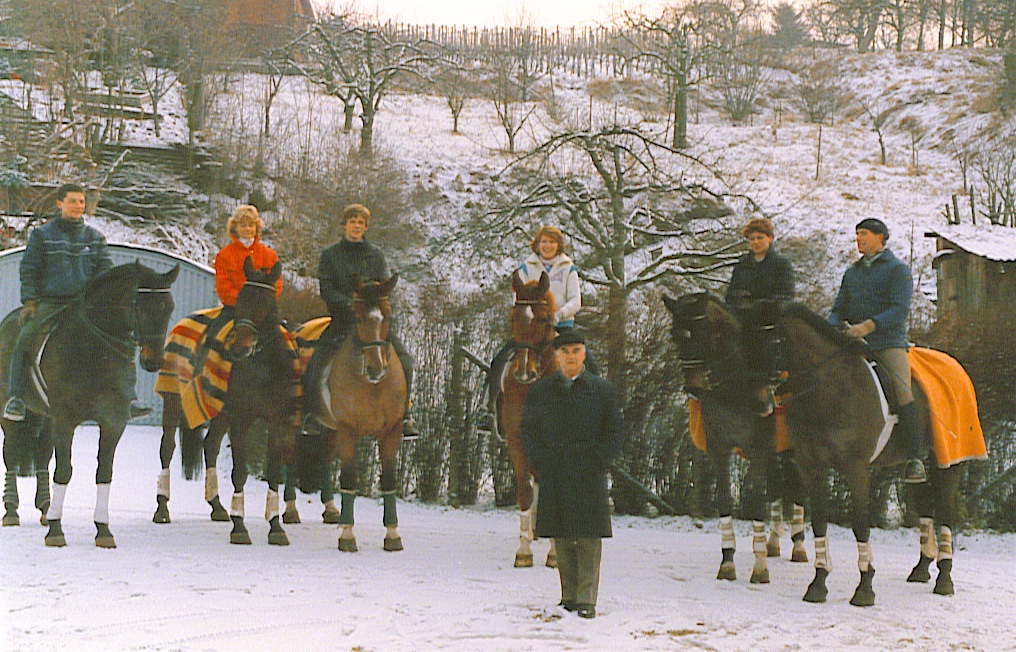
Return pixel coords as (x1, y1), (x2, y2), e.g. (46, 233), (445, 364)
(497, 270), (559, 568)
(0, 262), (178, 547)
(663, 293), (807, 584)
(307, 274), (406, 552)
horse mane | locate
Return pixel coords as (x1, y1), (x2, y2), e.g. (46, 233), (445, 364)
(780, 302), (867, 354)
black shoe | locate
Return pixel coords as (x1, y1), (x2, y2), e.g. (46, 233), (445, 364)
(3, 397), (26, 421)
(476, 411), (495, 435)
(129, 402), (153, 419)
(558, 601), (577, 612)
(904, 458), (927, 484)
(576, 605), (596, 619)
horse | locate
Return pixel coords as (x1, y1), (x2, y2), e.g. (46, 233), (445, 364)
(663, 293), (808, 584)
(495, 270), (559, 568)
(155, 258), (299, 546)
(0, 262), (179, 547)
(2, 412), (51, 527)
(301, 274), (406, 552)
(755, 302), (973, 605)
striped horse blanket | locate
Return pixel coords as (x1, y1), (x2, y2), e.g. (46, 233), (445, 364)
(154, 307), (302, 429)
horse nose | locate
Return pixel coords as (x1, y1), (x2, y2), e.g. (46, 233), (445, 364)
(367, 368), (387, 384)
(139, 345), (164, 372)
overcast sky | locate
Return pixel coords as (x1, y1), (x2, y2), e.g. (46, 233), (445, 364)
(337, 0), (668, 27)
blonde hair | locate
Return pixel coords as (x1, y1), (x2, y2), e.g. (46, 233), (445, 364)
(227, 205), (263, 238)
(340, 203), (371, 225)
(529, 225), (567, 256)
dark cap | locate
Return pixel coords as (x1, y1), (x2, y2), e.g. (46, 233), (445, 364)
(552, 329), (586, 349)
(855, 218), (889, 241)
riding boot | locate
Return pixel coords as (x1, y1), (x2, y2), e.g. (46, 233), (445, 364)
(4, 319), (36, 422)
(302, 342), (331, 424)
(390, 333), (419, 439)
(479, 342), (513, 434)
(898, 402), (927, 484)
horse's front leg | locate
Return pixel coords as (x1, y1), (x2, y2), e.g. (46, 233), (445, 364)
(378, 424), (404, 552)
(906, 479), (938, 584)
(264, 417), (290, 546)
(154, 392), (180, 524)
(931, 466), (959, 596)
(228, 424), (252, 545)
(712, 449), (737, 581)
(335, 431), (359, 552)
(93, 420), (128, 548)
(802, 462), (831, 603)
(204, 417), (230, 522)
(44, 419), (78, 547)
(2, 426), (21, 527)
(843, 464), (875, 606)
(506, 439), (535, 568)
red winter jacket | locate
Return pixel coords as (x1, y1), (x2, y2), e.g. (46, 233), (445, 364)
(214, 236), (282, 307)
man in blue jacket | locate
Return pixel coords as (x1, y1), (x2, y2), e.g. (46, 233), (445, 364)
(4, 184), (115, 421)
(828, 218), (925, 483)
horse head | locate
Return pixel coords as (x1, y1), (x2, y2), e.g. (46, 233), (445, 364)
(228, 258), (281, 359)
(352, 273), (397, 384)
(661, 292), (749, 395)
(134, 263), (179, 372)
(509, 270), (556, 385)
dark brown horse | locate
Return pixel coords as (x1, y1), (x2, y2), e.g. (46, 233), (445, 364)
(663, 293), (808, 583)
(766, 302), (967, 605)
(156, 259), (298, 546)
(305, 274), (406, 552)
(0, 262), (178, 547)
(496, 270), (559, 568)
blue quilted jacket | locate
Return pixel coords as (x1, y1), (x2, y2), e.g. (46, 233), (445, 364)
(828, 248), (913, 351)
(20, 217), (112, 302)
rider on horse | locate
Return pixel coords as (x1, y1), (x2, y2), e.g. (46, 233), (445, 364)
(829, 217), (925, 484)
(303, 203), (418, 438)
(3, 183), (149, 422)
(210, 205), (282, 334)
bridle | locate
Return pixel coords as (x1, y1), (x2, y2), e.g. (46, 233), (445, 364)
(79, 285), (172, 361)
(510, 297), (554, 372)
(351, 293), (392, 378)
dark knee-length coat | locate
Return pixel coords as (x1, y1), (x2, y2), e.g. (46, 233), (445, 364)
(520, 370), (624, 539)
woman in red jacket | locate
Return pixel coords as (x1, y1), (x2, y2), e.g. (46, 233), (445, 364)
(214, 204), (282, 313)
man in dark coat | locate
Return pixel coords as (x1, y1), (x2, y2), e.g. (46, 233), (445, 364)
(828, 217), (923, 483)
(520, 329), (624, 619)
(303, 203), (417, 437)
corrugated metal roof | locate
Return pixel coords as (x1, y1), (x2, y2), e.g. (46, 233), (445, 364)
(0, 243), (217, 425)
(928, 223), (1016, 262)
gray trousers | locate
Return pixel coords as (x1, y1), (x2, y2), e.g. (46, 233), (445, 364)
(871, 348), (914, 406)
(554, 538), (602, 607)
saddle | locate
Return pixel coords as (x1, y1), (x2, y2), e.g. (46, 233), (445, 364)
(3, 304), (72, 411)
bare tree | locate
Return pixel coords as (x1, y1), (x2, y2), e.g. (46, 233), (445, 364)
(792, 57), (842, 124)
(824, 0), (888, 52)
(482, 47), (537, 154)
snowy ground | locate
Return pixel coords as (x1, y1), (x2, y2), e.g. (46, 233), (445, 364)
(2, 426), (1015, 652)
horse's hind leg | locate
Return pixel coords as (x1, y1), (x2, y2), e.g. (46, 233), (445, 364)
(282, 466), (302, 524)
(321, 464), (339, 524)
(335, 432), (358, 552)
(93, 422), (127, 549)
(907, 481), (937, 583)
(3, 428), (20, 526)
(774, 449), (808, 562)
(713, 450), (737, 581)
(844, 464), (875, 607)
(154, 393), (180, 524)
(264, 418), (290, 546)
(508, 446), (535, 568)
(534, 484), (557, 568)
(33, 417), (52, 525)
(378, 427), (403, 552)
(932, 466), (960, 596)
(228, 427), (252, 546)
(204, 418), (229, 522)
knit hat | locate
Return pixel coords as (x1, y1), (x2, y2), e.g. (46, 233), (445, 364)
(552, 329), (586, 348)
(855, 218), (889, 241)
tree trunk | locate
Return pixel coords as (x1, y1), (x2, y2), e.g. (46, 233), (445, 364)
(359, 109), (374, 158)
(446, 329), (478, 506)
(343, 100), (355, 132)
(673, 73), (688, 150)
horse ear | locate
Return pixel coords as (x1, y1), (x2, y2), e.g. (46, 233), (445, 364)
(511, 270), (523, 295)
(662, 294), (678, 314)
(381, 272), (399, 295)
(267, 260), (282, 284)
(163, 264), (180, 285)
(537, 271), (550, 295)
(243, 256), (255, 277)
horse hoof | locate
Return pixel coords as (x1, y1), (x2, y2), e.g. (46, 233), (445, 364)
(39, 513), (48, 526)
(153, 505), (171, 524)
(322, 508), (340, 524)
(209, 498), (229, 522)
(268, 531), (290, 546)
(803, 584), (828, 603)
(934, 576), (954, 595)
(514, 553), (534, 568)
(383, 536), (403, 552)
(96, 535), (117, 549)
(230, 531), (252, 545)
(750, 569), (770, 584)
(45, 534), (67, 547)
(338, 537), (358, 552)
(907, 556), (933, 583)
(717, 562), (736, 581)
(849, 589), (875, 607)
(546, 553), (558, 568)
(2, 511), (19, 527)
(791, 544), (809, 563)
(282, 508), (301, 525)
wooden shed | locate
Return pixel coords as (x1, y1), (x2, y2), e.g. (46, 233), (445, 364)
(925, 222), (1016, 322)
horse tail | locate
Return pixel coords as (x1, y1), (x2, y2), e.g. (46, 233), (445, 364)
(295, 433), (329, 494)
(180, 424), (204, 480)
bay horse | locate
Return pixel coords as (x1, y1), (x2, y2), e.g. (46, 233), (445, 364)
(760, 302), (968, 605)
(305, 274), (406, 552)
(663, 293), (808, 584)
(156, 258), (299, 545)
(0, 262), (179, 547)
(498, 270), (559, 568)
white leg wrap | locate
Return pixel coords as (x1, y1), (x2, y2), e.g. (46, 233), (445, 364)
(791, 504), (805, 537)
(920, 517), (938, 559)
(769, 500), (784, 538)
(204, 469), (218, 502)
(857, 540), (873, 572)
(340, 524), (355, 540)
(156, 469), (170, 498)
(265, 489), (280, 521)
(814, 535), (832, 571)
(94, 483), (112, 524)
(386, 524), (399, 539)
(937, 525), (953, 562)
(230, 492), (245, 518)
(720, 515), (735, 550)
(752, 521), (767, 554)
(48, 483), (68, 521)
(520, 508), (534, 542)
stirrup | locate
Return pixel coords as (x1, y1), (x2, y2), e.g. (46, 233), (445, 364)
(129, 402), (153, 419)
(904, 458), (927, 484)
(401, 417), (420, 440)
(3, 397), (26, 421)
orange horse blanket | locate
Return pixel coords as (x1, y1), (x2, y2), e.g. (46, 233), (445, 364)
(909, 347), (987, 468)
(688, 400), (791, 455)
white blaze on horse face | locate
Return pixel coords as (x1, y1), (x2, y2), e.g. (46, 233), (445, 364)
(523, 305), (533, 325)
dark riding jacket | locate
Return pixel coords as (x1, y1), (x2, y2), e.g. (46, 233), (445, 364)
(521, 370), (624, 539)
(725, 248), (794, 309)
(828, 247), (913, 352)
(20, 216), (112, 302)
(318, 237), (390, 319)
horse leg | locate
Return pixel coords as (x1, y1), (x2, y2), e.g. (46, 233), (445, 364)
(45, 423), (75, 547)
(33, 418), (52, 526)
(93, 422), (127, 549)
(335, 433), (358, 552)
(843, 464), (875, 607)
(536, 483), (557, 568)
(282, 466), (301, 524)
(782, 451), (809, 563)
(509, 443), (535, 568)
(802, 463), (830, 603)
(321, 463), (339, 524)
(3, 430), (19, 526)
(228, 428), (252, 545)
(265, 418), (290, 546)
(204, 418), (229, 522)
(906, 478), (937, 583)
(379, 426), (403, 552)
(154, 393), (179, 524)
(713, 450), (737, 581)
(933, 467), (959, 596)
(745, 456), (770, 585)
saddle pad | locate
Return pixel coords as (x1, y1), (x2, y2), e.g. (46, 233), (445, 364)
(155, 307), (301, 429)
(909, 347), (987, 468)
(688, 399), (791, 456)
(293, 316), (332, 376)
